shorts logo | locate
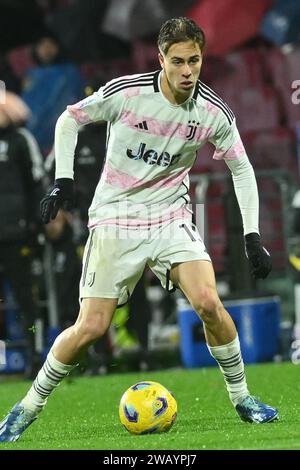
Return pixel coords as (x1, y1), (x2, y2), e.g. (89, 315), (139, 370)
(126, 142), (180, 167)
(87, 272), (95, 287)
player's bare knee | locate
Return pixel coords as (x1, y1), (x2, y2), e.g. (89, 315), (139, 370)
(192, 288), (223, 325)
(199, 305), (224, 327)
(75, 308), (111, 344)
(80, 316), (109, 342)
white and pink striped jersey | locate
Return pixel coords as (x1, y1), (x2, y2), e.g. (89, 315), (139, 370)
(56, 70), (247, 229)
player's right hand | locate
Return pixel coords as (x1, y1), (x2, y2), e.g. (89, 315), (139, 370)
(40, 178), (74, 224)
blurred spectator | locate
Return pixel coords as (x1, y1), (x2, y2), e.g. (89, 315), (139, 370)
(45, 210), (82, 330)
(21, 34), (84, 154)
(0, 92), (45, 379)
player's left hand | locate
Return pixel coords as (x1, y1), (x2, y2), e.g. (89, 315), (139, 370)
(244, 232), (272, 279)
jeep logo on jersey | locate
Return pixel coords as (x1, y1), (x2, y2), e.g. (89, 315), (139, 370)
(126, 143), (180, 167)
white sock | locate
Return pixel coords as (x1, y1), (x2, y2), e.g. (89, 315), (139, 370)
(207, 335), (249, 406)
(21, 350), (75, 413)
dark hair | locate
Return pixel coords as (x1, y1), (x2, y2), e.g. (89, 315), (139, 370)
(157, 17), (205, 55)
(31, 33), (66, 65)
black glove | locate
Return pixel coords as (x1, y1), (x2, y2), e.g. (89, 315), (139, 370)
(245, 232), (272, 279)
(40, 178), (74, 224)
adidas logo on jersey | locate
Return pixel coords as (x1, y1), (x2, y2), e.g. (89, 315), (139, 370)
(134, 121), (148, 131)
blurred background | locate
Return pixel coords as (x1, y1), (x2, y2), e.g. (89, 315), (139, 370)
(1, 0), (300, 379)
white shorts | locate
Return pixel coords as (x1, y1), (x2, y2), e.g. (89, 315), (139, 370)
(80, 219), (211, 306)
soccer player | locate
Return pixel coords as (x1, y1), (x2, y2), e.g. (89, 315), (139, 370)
(0, 17), (278, 442)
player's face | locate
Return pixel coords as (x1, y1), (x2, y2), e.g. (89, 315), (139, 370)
(159, 40), (203, 104)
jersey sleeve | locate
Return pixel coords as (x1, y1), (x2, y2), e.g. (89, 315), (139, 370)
(208, 113), (259, 235)
(209, 115), (247, 161)
(67, 82), (126, 125)
(55, 80), (126, 179)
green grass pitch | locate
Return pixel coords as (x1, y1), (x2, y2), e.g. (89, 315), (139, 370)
(0, 362), (299, 450)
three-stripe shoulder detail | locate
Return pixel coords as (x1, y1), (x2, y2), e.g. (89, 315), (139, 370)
(197, 80), (235, 125)
(103, 72), (156, 99)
